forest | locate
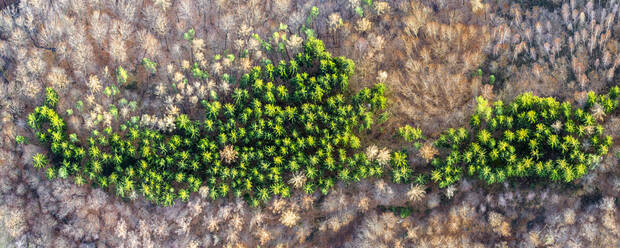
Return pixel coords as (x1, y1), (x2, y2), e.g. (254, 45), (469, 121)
(0, 0), (619, 247)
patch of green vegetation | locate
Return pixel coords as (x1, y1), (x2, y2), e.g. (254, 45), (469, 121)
(23, 29), (619, 208)
(26, 37), (392, 206)
(379, 205), (413, 218)
(430, 87), (619, 188)
(15, 135), (27, 145)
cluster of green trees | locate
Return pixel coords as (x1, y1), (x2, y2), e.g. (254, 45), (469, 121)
(27, 37), (391, 206)
(25, 31), (619, 207)
(429, 87), (619, 188)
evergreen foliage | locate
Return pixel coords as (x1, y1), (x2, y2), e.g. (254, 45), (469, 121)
(27, 37), (389, 206)
(430, 87), (619, 188)
(116, 66), (128, 85)
(23, 27), (620, 207)
(398, 125), (423, 143)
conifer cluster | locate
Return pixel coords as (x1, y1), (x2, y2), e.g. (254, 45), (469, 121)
(27, 37), (389, 206)
(430, 87), (619, 187)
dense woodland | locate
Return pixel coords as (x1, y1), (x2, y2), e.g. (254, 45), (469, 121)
(0, 0), (619, 247)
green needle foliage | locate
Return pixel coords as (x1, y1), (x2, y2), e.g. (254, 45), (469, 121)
(398, 125), (423, 142)
(116, 66), (128, 85)
(431, 87), (619, 188)
(24, 27), (619, 207)
(141, 58), (158, 74)
(15, 135), (27, 145)
(27, 37), (389, 206)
